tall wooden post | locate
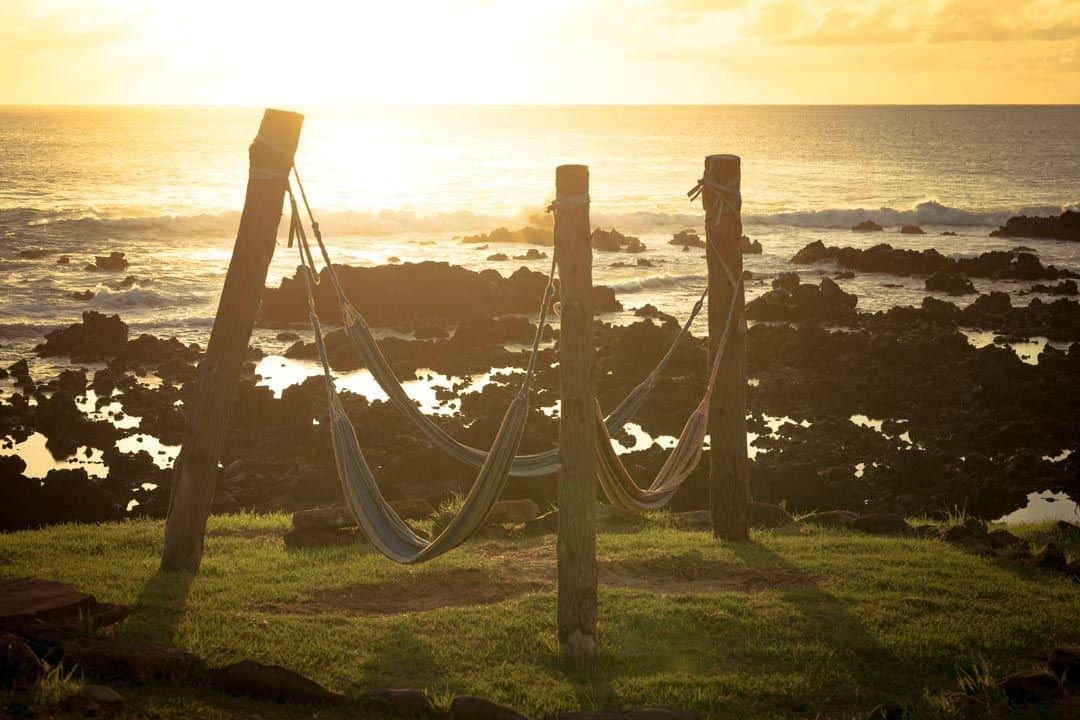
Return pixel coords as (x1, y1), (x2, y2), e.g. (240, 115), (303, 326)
(161, 109), (304, 572)
(703, 154), (750, 540)
(554, 164), (598, 661)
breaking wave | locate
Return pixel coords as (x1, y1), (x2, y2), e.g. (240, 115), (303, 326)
(2, 199), (1077, 244)
(608, 273), (707, 293)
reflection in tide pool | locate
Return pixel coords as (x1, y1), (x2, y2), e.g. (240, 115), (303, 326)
(254, 355), (521, 416)
(961, 329), (1069, 366)
(997, 490), (1080, 526)
(1, 432), (107, 479)
(115, 434), (180, 469)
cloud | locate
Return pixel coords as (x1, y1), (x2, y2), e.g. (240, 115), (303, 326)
(929, 0), (1080, 43)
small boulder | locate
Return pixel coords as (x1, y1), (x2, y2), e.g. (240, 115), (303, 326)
(62, 685), (124, 717)
(852, 220), (884, 232)
(851, 513), (912, 536)
(749, 501), (793, 528)
(451, 695), (529, 720)
(487, 253), (509, 262)
(997, 669), (1063, 706)
(62, 637), (205, 684)
(899, 225), (925, 235)
(365, 688), (435, 717)
(1049, 646), (1080, 685)
(798, 510), (857, 528)
(925, 272), (975, 295)
(91, 252), (129, 272)
(210, 660), (345, 704)
(488, 499), (541, 524)
(0, 633), (43, 689)
(987, 529), (1026, 550)
(1034, 543), (1068, 572)
(670, 510), (711, 531)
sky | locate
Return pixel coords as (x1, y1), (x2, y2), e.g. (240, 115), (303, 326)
(1, 0), (1078, 105)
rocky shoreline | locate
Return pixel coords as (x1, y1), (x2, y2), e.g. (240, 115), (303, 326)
(2, 255), (1079, 532)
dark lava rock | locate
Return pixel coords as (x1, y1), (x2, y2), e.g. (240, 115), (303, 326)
(669, 230), (704, 248)
(851, 513), (912, 535)
(57, 369), (87, 397)
(514, 248), (548, 261)
(741, 235), (763, 254)
(745, 274), (857, 323)
(62, 638), (206, 684)
(791, 241), (1076, 281)
(71, 289), (95, 301)
(1034, 543), (1068, 572)
(941, 231), (957, 236)
(89, 252), (129, 272)
(451, 695), (529, 720)
(62, 685), (125, 716)
(997, 669), (1064, 705)
(0, 633), (43, 689)
(260, 261), (620, 326)
(925, 272), (975, 295)
(987, 529), (1026, 550)
(592, 228), (642, 253)
(799, 510), (858, 528)
(899, 225), (925, 235)
(1030, 280), (1078, 295)
(749, 501), (793, 528)
(990, 210), (1080, 242)
(35, 311), (129, 362)
(865, 701), (905, 719)
(461, 226), (551, 246)
(364, 688), (435, 717)
(210, 660), (345, 704)
(852, 220), (884, 232)
(487, 253), (509, 261)
(1048, 647), (1080, 685)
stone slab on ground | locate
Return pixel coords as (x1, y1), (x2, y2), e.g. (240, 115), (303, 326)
(210, 660), (345, 704)
(0, 577), (95, 632)
(62, 637), (206, 684)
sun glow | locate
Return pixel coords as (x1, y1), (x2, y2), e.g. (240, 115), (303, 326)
(2, 1), (1078, 105)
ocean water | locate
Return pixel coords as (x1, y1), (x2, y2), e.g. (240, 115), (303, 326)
(2, 105), (1078, 362)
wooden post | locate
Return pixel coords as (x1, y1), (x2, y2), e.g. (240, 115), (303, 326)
(702, 154), (750, 541)
(161, 109), (304, 572)
(554, 164), (598, 661)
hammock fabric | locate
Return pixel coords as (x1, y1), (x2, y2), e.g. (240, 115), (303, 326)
(289, 189), (554, 563)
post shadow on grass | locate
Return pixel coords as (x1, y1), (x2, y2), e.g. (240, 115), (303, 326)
(120, 569), (195, 645)
(345, 620), (442, 700)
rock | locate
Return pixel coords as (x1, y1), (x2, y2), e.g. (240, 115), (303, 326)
(487, 253), (509, 261)
(670, 510), (711, 531)
(669, 230), (704, 248)
(798, 510), (857, 528)
(513, 249), (548, 261)
(745, 275), (857, 323)
(1048, 647), (1080, 685)
(592, 228), (641, 253)
(851, 513), (912, 535)
(865, 701), (905, 719)
(749, 501), (793, 528)
(461, 226), (551, 247)
(940, 691), (989, 719)
(62, 685), (124, 717)
(62, 638), (206, 684)
(899, 225), (925, 235)
(90, 252), (129, 272)
(57, 369), (87, 397)
(35, 311), (129, 362)
(834, 270), (855, 279)
(0, 633), (43, 689)
(488, 499), (541, 524)
(58, 256), (72, 265)
(1028, 280), (1078, 295)
(0, 578), (96, 634)
(925, 272), (976, 296)
(210, 660), (345, 704)
(388, 256), (401, 263)
(741, 235), (763, 254)
(292, 506), (354, 530)
(997, 669), (1064, 705)
(365, 688), (435, 717)
(1034, 543), (1068, 572)
(71, 289), (95, 301)
(852, 220), (884, 232)
(283, 527), (366, 549)
(549, 708), (698, 720)
(451, 695), (529, 720)
(987, 529), (1025, 550)
(990, 210), (1080, 242)
(276, 331), (301, 342)
(1052, 520), (1079, 538)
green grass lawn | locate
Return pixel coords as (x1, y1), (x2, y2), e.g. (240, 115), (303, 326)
(1, 514), (1077, 719)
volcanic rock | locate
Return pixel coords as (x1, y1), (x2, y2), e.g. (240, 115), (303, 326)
(990, 210), (1080, 242)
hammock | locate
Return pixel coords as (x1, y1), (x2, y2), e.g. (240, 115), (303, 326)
(288, 188), (555, 563)
(292, 169), (707, 478)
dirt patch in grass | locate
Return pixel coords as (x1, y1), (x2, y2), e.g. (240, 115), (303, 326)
(269, 542), (816, 616)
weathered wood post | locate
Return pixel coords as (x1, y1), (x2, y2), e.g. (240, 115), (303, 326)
(702, 154), (750, 540)
(554, 164), (598, 661)
(161, 109), (304, 572)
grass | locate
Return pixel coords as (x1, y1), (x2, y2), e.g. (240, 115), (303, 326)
(1, 513), (1077, 719)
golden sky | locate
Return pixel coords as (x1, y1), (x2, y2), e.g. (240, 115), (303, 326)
(2, 0), (1078, 104)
